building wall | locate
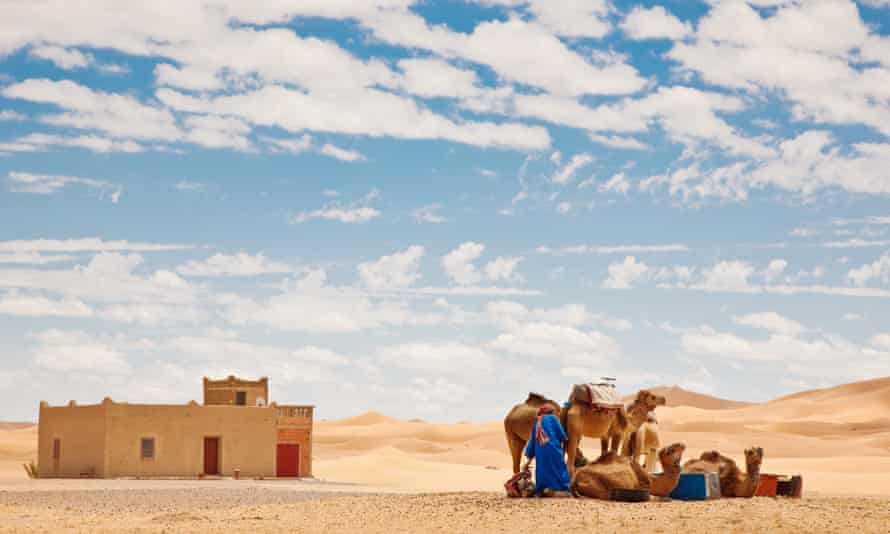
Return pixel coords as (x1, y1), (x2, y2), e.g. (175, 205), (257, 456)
(104, 403), (277, 478)
(203, 376), (269, 407)
(38, 401), (107, 478)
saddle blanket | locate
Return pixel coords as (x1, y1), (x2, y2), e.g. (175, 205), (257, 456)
(571, 383), (623, 408)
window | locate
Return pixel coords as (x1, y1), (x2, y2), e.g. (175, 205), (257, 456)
(141, 438), (155, 459)
(235, 391), (247, 406)
(52, 438), (61, 459)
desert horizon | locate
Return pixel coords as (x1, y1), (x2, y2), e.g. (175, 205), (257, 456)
(3, 376), (890, 532)
(5, 376), (890, 496)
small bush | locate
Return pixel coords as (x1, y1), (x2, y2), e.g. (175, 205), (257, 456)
(23, 460), (38, 479)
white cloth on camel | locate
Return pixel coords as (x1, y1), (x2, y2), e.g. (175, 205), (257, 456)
(581, 383), (623, 408)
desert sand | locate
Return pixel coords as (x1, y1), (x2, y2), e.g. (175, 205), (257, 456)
(2, 378), (889, 532)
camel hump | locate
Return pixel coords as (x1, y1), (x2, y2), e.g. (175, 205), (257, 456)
(525, 392), (551, 404)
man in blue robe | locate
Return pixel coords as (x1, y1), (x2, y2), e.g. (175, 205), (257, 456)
(521, 405), (571, 496)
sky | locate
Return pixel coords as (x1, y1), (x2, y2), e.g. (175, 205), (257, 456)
(1, 0), (890, 422)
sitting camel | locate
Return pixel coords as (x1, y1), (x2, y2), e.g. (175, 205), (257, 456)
(571, 443), (686, 499)
(629, 417), (661, 473)
(683, 447), (764, 498)
(565, 389), (666, 477)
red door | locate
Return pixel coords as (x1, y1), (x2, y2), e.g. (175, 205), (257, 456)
(204, 437), (219, 475)
(276, 444), (300, 477)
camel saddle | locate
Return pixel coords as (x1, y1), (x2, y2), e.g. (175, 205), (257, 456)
(569, 383), (623, 409)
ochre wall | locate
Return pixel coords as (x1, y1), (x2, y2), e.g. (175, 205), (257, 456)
(276, 426), (313, 477)
(104, 403), (277, 478)
(38, 402), (107, 478)
(203, 377), (269, 407)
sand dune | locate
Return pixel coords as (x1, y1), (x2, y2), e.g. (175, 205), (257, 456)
(2, 377), (889, 497)
(624, 386), (755, 410)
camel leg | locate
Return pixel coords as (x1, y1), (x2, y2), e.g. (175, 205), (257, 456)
(600, 437), (609, 457)
(505, 431), (526, 474)
(610, 433), (622, 454)
(630, 457), (651, 490)
(644, 448), (657, 473)
(565, 413), (583, 478)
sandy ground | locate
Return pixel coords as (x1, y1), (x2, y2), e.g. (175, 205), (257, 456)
(3, 491), (890, 533)
(1, 378), (889, 532)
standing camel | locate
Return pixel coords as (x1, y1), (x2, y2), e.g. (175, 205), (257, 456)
(503, 393), (562, 474)
(628, 417), (661, 472)
(564, 389), (666, 477)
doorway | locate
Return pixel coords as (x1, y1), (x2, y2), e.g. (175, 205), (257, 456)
(276, 444), (300, 477)
(203, 437), (220, 475)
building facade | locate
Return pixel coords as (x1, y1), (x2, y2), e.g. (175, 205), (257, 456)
(38, 376), (313, 479)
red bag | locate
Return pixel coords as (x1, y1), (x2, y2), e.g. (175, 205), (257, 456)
(505, 470), (532, 498)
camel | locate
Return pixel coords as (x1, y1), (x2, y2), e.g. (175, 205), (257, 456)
(684, 447), (764, 498)
(571, 443), (686, 499)
(503, 393), (562, 474)
(629, 417), (661, 472)
(564, 389), (666, 476)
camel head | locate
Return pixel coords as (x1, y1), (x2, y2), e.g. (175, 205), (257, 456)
(525, 392), (561, 414)
(658, 443), (686, 470)
(744, 447), (764, 470)
(634, 389), (667, 412)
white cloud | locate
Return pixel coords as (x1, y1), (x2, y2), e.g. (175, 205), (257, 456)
(222, 269), (441, 333)
(292, 206), (380, 224)
(7, 171), (122, 201)
(3, 79), (182, 141)
(411, 203), (447, 224)
(552, 153), (593, 185)
(397, 58), (481, 99)
(0, 252), (77, 264)
(377, 342), (495, 375)
(265, 134), (313, 154)
(320, 143), (364, 162)
(32, 329), (130, 375)
(843, 312), (863, 321)
(733, 312), (803, 337)
(598, 172), (631, 195)
(587, 133), (648, 150)
(536, 244), (688, 255)
(29, 45), (91, 69)
(0, 110), (26, 121)
(184, 114), (252, 151)
(158, 84), (550, 151)
(442, 242), (485, 285)
(489, 321), (620, 366)
(0, 292), (93, 318)
(154, 63), (221, 91)
(698, 261), (756, 292)
(621, 5), (692, 40)
(0, 133), (144, 154)
(847, 253), (890, 287)
(871, 333), (890, 350)
(358, 246), (425, 290)
(762, 259), (788, 283)
(484, 256), (522, 282)
(0, 252), (196, 305)
(524, 0), (612, 39)
(602, 256), (649, 289)
(669, 2), (890, 139)
(175, 181), (207, 192)
(367, 15), (645, 97)
(176, 252), (293, 277)
(292, 189), (382, 224)
(0, 238), (193, 253)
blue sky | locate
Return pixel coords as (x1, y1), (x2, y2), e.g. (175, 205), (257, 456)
(2, 0), (890, 422)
